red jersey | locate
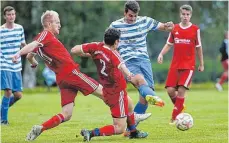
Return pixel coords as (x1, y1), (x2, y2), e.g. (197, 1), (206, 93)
(33, 30), (79, 82)
(167, 23), (202, 70)
(82, 42), (126, 93)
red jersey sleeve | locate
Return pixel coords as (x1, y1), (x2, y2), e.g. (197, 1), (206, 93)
(167, 32), (174, 45)
(34, 30), (51, 48)
(81, 42), (100, 55)
(195, 28), (202, 48)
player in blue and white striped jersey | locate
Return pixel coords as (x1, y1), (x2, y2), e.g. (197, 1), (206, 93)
(0, 6), (26, 125)
(109, 1), (174, 118)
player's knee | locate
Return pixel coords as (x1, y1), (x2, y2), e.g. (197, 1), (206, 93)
(13, 92), (22, 99)
(5, 89), (12, 97)
(132, 74), (146, 87)
(167, 88), (175, 96)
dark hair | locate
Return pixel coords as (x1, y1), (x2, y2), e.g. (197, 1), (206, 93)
(124, 0), (140, 13)
(3, 6), (15, 15)
(104, 28), (121, 46)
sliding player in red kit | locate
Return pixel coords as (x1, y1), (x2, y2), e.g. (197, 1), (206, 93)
(71, 28), (148, 141)
(157, 5), (204, 124)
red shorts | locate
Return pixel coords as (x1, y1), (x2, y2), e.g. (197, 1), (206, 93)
(165, 69), (194, 89)
(222, 59), (228, 71)
(103, 89), (128, 118)
(58, 69), (99, 106)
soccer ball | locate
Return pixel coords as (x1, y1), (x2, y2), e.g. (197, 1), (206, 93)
(175, 113), (194, 131)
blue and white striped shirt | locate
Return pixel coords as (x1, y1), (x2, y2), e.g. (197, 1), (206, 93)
(0, 23), (25, 72)
(110, 16), (160, 62)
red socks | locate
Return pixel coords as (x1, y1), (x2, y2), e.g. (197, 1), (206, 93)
(172, 97), (185, 120)
(41, 113), (65, 132)
(93, 125), (115, 136)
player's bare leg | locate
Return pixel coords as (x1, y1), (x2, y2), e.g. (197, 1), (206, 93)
(26, 103), (74, 141)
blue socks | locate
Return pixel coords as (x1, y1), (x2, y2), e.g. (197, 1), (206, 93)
(134, 102), (148, 114)
(93, 128), (100, 136)
(128, 124), (136, 131)
(138, 84), (156, 98)
(1, 96), (10, 121)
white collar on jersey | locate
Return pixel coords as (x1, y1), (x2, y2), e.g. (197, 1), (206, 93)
(179, 22), (192, 29)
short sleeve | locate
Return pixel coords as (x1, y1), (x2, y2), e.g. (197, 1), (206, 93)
(146, 17), (159, 32)
(34, 31), (50, 47)
(82, 42), (99, 55)
(167, 32), (174, 45)
(195, 28), (202, 48)
(21, 27), (26, 44)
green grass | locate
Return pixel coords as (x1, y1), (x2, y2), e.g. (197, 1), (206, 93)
(1, 89), (228, 143)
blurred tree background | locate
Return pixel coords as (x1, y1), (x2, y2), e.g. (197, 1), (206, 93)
(1, 1), (228, 88)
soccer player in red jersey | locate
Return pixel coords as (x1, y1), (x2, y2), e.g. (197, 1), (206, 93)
(71, 28), (148, 141)
(215, 31), (228, 91)
(157, 5), (204, 124)
(12, 10), (104, 141)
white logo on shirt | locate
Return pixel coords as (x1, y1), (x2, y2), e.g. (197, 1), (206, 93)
(175, 32), (179, 35)
(174, 38), (190, 44)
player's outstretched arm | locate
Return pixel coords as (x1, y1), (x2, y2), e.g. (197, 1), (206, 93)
(157, 21), (174, 32)
(196, 46), (204, 72)
(26, 53), (38, 68)
(71, 45), (91, 57)
(12, 41), (40, 63)
(158, 43), (172, 64)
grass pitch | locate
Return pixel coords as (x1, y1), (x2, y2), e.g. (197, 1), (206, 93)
(1, 88), (228, 143)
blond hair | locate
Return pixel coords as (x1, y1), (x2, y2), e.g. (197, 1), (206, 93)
(41, 10), (59, 27)
(180, 4), (193, 13)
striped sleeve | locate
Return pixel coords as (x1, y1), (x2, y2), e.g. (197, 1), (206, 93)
(147, 17), (159, 31)
(21, 27), (26, 44)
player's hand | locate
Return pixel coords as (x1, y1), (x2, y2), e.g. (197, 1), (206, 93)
(165, 21), (174, 31)
(157, 54), (163, 64)
(12, 53), (20, 63)
(198, 65), (204, 72)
